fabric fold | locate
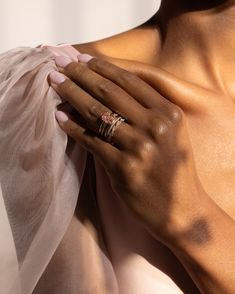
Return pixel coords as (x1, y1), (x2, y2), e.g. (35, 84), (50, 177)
(0, 44), (189, 293)
(0, 46), (87, 294)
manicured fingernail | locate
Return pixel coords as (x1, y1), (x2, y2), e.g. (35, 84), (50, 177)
(49, 71), (66, 84)
(77, 53), (94, 63)
(55, 111), (69, 123)
(55, 55), (73, 68)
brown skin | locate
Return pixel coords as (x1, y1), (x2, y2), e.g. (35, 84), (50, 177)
(48, 0), (235, 293)
(53, 56), (208, 238)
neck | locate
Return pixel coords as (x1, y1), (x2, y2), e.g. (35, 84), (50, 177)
(159, 0), (232, 13)
(152, 1), (235, 95)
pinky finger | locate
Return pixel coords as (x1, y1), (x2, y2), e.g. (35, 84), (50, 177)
(55, 110), (119, 171)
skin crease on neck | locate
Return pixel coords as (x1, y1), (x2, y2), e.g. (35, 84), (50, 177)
(55, 2), (235, 292)
(152, 0), (235, 98)
(75, 0), (235, 100)
(72, 0), (235, 224)
(73, 0), (235, 241)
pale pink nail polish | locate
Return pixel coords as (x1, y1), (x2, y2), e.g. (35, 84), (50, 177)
(55, 55), (73, 68)
(77, 53), (94, 63)
(49, 71), (66, 84)
(55, 111), (69, 123)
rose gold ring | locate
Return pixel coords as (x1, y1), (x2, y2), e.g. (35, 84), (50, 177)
(98, 111), (125, 142)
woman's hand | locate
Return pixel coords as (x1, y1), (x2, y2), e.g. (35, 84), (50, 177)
(49, 54), (209, 244)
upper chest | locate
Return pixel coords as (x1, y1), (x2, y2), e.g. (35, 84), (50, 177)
(185, 101), (235, 218)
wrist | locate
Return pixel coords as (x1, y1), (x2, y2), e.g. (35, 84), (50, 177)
(163, 192), (235, 294)
(162, 188), (216, 248)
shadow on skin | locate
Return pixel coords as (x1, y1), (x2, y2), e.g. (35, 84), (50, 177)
(53, 5), (217, 291)
(66, 80), (208, 293)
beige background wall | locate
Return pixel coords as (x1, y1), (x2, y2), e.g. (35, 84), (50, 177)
(0, 0), (161, 53)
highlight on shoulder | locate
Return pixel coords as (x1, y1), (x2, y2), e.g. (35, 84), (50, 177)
(72, 22), (161, 65)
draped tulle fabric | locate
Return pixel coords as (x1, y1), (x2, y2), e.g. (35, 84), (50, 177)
(0, 44), (185, 293)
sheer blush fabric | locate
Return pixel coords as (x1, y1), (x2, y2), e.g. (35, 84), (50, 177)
(0, 44), (185, 293)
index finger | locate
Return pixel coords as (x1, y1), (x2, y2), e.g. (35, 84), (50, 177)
(101, 56), (214, 112)
(80, 55), (175, 112)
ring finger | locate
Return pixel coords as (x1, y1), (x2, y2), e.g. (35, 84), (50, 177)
(50, 72), (137, 150)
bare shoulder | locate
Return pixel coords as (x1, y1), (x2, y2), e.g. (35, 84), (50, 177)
(72, 23), (160, 64)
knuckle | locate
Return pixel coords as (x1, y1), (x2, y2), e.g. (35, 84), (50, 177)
(61, 80), (75, 93)
(148, 117), (170, 139)
(167, 106), (184, 123)
(88, 58), (107, 71)
(116, 155), (139, 179)
(134, 139), (156, 160)
(122, 158), (144, 191)
(118, 71), (139, 83)
(125, 157), (139, 174)
(67, 122), (79, 138)
(87, 103), (105, 120)
(98, 80), (117, 94)
(83, 136), (94, 150)
(113, 155), (146, 193)
(68, 62), (87, 77)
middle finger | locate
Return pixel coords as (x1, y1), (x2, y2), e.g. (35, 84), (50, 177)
(57, 61), (147, 126)
(50, 73), (138, 149)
